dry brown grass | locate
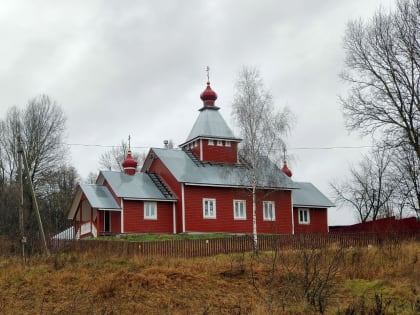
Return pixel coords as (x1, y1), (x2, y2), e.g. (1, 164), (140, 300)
(0, 240), (419, 314)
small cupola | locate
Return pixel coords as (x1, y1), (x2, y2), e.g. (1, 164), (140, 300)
(122, 150), (138, 175)
(200, 81), (218, 107)
(282, 160), (292, 177)
(179, 69), (241, 164)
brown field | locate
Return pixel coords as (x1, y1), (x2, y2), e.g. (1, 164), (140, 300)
(0, 240), (419, 315)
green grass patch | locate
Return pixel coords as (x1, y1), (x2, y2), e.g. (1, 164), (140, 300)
(344, 279), (387, 295)
(343, 279), (416, 314)
(98, 233), (238, 242)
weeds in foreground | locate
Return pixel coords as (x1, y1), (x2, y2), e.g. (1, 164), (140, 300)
(0, 240), (418, 314)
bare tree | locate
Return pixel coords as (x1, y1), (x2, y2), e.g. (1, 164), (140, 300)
(391, 144), (420, 217)
(99, 140), (145, 171)
(41, 165), (79, 233)
(341, 0), (420, 160)
(0, 95), (67, 190)
(331, 146), (399, 222)
(0, 183), (19, 236)
(232, 66), (292, 251)
(23, 96), (68, 189)
(85, 172), (98, 184)
(0, 95), (70, 246)
(0, 107), (21, 182)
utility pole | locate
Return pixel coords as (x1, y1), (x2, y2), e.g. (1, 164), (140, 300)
(17, 135), (50, 256)
(17, 136), (26, 260)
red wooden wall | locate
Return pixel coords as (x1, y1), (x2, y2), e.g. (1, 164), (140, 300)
(147, 157), (183, 233)
(110, 211), (121, 234)
(123, 200), (173, 234)
(96, 210), (103, 233)
(201, 140), (238, 164)
(188, 139), (238, 164)
(97, 210), (122, 235)
(293, 207), (328, 234)
(183, 186), (293, 234)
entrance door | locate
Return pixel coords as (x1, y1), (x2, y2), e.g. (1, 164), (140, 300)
(104, 211), (111, 232)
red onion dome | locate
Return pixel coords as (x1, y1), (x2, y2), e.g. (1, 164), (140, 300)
(200, 81), (218, 106)
(282, 161), (292, 177)
(122, 150), (137, 175)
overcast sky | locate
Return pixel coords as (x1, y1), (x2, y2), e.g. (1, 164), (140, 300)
(0, 0), (396, 225)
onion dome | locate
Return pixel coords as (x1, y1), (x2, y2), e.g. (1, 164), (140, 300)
(122, 150), (137, 175)
(282, 160), (292, 177)
(200, 81), (218, 107)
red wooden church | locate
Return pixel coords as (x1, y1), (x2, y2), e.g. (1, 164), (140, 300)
(68, 81), (334, 239)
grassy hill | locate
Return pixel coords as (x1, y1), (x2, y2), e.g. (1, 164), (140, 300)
(0, 240), (419, 314)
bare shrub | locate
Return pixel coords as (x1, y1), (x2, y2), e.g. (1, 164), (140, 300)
(293, 236), (344, 314)
(248, 235), (344, 314)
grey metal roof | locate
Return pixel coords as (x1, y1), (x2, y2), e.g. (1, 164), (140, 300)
(292, 182), (335, 208)
(151, 148), (297, 189)
(101, 171), (176, 201)
(184, 108), (240, 144)
(79, 183), (121, 209)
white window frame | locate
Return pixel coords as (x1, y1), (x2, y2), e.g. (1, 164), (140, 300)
(203, 198), (216, 219)
(144, 202), (157, 220)
(217, 140), (223, 146)
(233, 200), (246, 220)
(208, 139), (214, 146)
(263, 201), (275, 221)
(225, 141), (231, 147)
(194, 141), (198, 147)
(298, 208), (310, 224)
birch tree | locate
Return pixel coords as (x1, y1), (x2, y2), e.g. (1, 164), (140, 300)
(232, 66), (292, 251)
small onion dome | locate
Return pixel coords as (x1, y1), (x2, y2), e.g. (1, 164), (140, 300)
(122, 150), (137, 175)
(200, 81), (218, 106)
(282, 160), (292, 177)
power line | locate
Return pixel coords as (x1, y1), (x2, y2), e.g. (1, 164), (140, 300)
(64, 142), (373, 151)
(289, 145), (373, 150)
(65, 143), (151, 149)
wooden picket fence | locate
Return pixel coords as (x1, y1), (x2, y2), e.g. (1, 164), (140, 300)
(44, 231), (420, 258)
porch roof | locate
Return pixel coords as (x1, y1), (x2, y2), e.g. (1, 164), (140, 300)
(67, 184), (121, 220)
(80, 183), (121, 209)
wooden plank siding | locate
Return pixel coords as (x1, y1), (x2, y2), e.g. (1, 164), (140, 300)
(96, 210), (103, 234)
(293, 207), (328, 234)
(110, 211), (121, 234)
(144, 151), (295, 235)
(96, 210), (121, 235)
(147, 156), (183, 233)
(188, 139), (238, 164)
(123, 200), (174, 234)
(201, 140), (238, 164)
(183, 186), (293, 234)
